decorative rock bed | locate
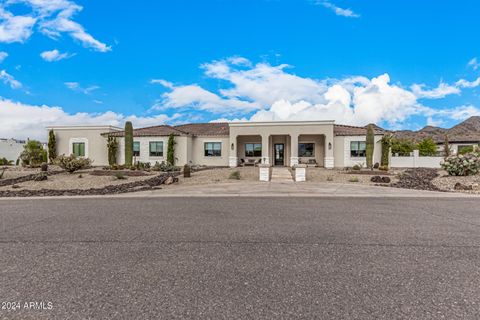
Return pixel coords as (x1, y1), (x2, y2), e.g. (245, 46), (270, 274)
(0, 173), (178, 197)
(0, 170), (64, 187)
(390, 168), (441, 191)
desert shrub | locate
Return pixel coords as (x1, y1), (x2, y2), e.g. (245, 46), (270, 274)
(48, 129), (57, 163)
(349, 176), (359, 182)
(441, 153), (480, 176)
(379, 165), (389, 171)
(458, 145), (474, 155)
(416, 137), (438, 156)
(0, 168), (5, 179)
(229, 171), (241, 180)
(135, 161), (151, 171)
(20, 140), (47, 167)
(55, 154), (92, 173)
(41, 163), (48, 172)
(391, 138), (415, 156)
(0, 157), (13, 165)
(152, 161), (178, 172)
(114, 172), (126, 180)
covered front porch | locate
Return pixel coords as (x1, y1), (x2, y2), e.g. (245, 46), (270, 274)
(228, 121), (335, 168)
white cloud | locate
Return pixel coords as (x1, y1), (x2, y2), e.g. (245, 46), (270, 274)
(64, 82), (99, 94)
(0, 97), (179, 140)
(456, 77), (480, 89)
(150, 79), (174, 89)
(410, 82), (460, 99)
(0, 70), (22, 89)
(0, 51), (8, 63)
(468, 58), (479, 70)
(40, 49), (74, 61)
(316, 1), (360, 18)
(0, 1), (110, 51)
(0, 7), (36, 43)
(157, 57), (480, 128)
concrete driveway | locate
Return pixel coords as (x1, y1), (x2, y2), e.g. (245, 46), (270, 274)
(1, 196), (480, 319)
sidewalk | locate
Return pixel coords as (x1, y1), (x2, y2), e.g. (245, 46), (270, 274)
(129, 181), (477, 198)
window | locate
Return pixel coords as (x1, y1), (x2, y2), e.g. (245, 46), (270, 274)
(350, 141), (366, 157)
(72, 142), (85, 157)
(245, 143), (262, 157)
(299, 143), (315, 157)
(133, 141), (140, 157)
(149, 141), (163, 157)
(204, 142), (222, 157)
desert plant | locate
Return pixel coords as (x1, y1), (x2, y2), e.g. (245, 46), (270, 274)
(20, 140), (47, 167)
(380, 134), (392, 167)
(47, 129), (57, 163)
(183, 164), (191, 178)
(0, 168), (5, 179)
(349, 176), (359, 182)
(107, 135), (118, 166)
(391, 138), (415, 156)
(379, 165), (389, 171)
(114, 172), (126, 180)
(458, 145), (474, 155)
(352, 164), (361, 171)
(135, 161), (151, 171)
(441, 152), (480, 176)
(152, 161), (178, 172)
(41, 163), (48, 172)
(124, 121), (134, 167)
(229, 170), (241, 180)
(54, 154), (92, 173)
(366, 124), (375, 169)
(416, 137), (437, 156)
(15, 158), (19, 166)
(443, 134), (450, 157)
(78, 174), (83, 178)
(0, 157), (13, 165)
(167, 133), (176, 165)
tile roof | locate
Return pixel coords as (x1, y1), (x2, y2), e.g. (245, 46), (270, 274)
(174, 122), (230, 136)
(106, 125), (189, 137)
(334, 124), (385, 136)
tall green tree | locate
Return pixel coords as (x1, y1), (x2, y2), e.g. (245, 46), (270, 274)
(365, 124), (375, 169)
(124, 121), (134, 167)
(416, 137), (438, 156)
(167, 133), (176, 165)
(443, 134), (450, 157)
(20, 140), (47, 167)
(47, 129), (57, 163)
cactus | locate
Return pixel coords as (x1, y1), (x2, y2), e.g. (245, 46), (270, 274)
(124, 121), (134, 167)
(366, 124), (375, 169)
(443, 134), (450, 157)
(380, 134), (392, 167)
(167, 133), (175, 165)
(47, 129), (57, 163)
(107, 135), (118, 166)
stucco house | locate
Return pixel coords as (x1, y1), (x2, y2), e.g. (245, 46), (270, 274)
(46, 121), (385, 168)
(0, 138), (27, 162)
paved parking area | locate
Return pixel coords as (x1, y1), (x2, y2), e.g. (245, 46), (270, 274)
(1, 196), (480, 319)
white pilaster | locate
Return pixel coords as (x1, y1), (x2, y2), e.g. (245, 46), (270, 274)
(290, 156), (299, 166)
(324, 157), (334, 169)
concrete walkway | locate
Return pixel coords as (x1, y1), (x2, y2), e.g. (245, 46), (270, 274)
(270, 167), (293, 183)
(129, 181), (477, 198)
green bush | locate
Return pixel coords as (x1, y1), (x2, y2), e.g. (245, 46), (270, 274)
(152, 161), (178, 172)
(352, 164), (361, 171)
(0, 157), (13, 165)
(416, 137), (438, 156)
(229, 170), (241, 180)
(349, 176), (359, 182)
(458, 145), (474, 155)
(114, 172), (126, 180)
(391, 138), (415, 156)
(48, 129), (57, 163)
(366, 124), (375, 169)
(20, 140), (47, 167)
(441, 152), (480, 176)
(54, 154), (92, 173)
(135, 161), (151, 171)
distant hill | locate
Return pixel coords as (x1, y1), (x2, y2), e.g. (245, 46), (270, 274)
(392, 116), (480, 143)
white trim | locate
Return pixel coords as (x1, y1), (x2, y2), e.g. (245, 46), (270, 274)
(68, 138), (88, 158)
(229, 120), (335, 127)
(47, 125), (122, 131)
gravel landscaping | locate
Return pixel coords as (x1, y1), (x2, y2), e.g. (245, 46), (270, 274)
(177, 167), (259, 185)
(305, 168), (399, 185)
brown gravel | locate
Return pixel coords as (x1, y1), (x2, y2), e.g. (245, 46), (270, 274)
(432, 172), (480, 194)
(305, 168), (399, 185)
(178, 167), (259, 185)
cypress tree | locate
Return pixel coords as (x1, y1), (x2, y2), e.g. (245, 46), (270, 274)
(366, 124), (375, 169)
(124, 121), (133, 167)
(48, 129), (57, 163)
(167, 133), (175, 165)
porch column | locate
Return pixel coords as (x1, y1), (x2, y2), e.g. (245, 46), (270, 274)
(261, 134), (270, 165)
(229, 134), (238, 167)
(290, 134), (299, 167)
(324, 133), (334, 169)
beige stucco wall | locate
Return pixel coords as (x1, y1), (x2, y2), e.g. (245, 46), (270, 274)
(191, 136), (230, 166)
(48, 127), (119, 166)
(334, 135), (383, 168)
(298, 134), (325, 167)
(236, 135), (262, 161)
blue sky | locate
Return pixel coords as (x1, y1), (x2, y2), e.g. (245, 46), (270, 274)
(1, 0), (480, 139)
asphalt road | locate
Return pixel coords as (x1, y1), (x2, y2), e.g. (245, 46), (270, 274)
(1, 197), (480, 319)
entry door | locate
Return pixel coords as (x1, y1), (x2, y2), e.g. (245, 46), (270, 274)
(274, 144), (285, 166)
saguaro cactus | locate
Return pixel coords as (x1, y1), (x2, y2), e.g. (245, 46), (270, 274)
(380, 134), (392, 167)
(124, 121), (133, 167)
(366, 124), (375, 169)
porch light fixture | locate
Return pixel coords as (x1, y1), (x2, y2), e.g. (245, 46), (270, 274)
(231, 143), (234, 150)
(328, 142), (332, 150)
